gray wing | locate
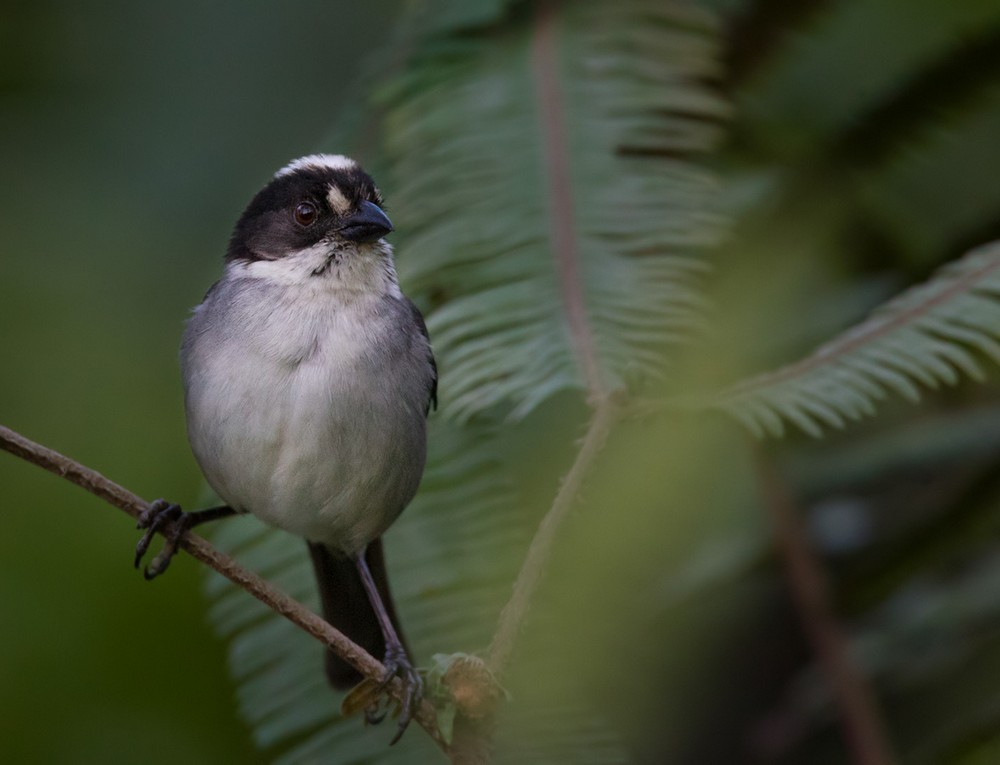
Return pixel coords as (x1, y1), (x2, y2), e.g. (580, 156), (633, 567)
(404, 297), (437, 415)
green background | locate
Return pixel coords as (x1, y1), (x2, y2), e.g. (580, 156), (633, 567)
(0, 2), (393, 762)
(6, 3), (1000, 763)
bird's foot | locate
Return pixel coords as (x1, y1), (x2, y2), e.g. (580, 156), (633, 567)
(135, 502), (237, 579)
(134, 499), (190, 580)
(367, 644), (423, 744)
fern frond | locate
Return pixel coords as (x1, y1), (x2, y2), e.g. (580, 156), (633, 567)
(384, 0), (727, 421)
(712, 241), (1000, 438)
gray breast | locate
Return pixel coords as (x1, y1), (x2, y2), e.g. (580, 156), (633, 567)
(180, 276), (432, 553)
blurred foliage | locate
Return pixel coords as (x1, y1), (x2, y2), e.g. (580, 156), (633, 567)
(5, 1), (1000, 765)
(0, 1), (396, 763)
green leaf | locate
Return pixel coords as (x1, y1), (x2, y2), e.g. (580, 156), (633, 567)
(383, 0), (727, 421)
(711, 241), (1000, 438)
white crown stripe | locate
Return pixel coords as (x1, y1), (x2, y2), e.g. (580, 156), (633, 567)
(275, 154), (357, 178)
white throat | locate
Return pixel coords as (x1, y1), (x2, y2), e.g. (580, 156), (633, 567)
(232, 240), (401, 298)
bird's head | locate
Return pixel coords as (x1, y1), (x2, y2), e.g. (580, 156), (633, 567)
(225, 154), (395, 286)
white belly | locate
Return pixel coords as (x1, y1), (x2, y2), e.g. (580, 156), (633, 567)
(182, 281), (427, 554)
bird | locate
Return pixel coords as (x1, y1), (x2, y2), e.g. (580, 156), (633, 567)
(133, 153), (437, 741)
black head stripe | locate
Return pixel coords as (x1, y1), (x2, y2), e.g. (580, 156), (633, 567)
(225, 162), (382, 263)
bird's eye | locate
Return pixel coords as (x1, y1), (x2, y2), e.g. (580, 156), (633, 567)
(294, 201), (318, 226)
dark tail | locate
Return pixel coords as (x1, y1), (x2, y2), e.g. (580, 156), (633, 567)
(307, 538), (410, 689)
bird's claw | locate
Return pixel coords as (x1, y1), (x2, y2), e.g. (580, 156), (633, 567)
(134, 499), (187, 579)
(372, 645), (423, 745)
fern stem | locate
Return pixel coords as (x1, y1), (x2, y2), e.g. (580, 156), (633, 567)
(0, 424), (450, 753)
(754, 446), (898, 765)
(532, 0), (608, 400)
(487, 400), (619, 675)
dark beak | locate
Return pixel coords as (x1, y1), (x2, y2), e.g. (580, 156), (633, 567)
(339, 200), (393, 243)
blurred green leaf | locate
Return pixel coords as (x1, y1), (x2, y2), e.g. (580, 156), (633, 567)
(712, 241), (1000, 437)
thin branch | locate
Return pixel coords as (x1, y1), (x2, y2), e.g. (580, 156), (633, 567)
(753, 445), (897, 765)
(0, 424), (448, 754)
(487, 400), (618, 674)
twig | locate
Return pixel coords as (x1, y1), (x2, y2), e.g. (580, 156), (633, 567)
(753, 445), (897, 765)
(486, 401), (618, 674)
(0, 424), (448, 754)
